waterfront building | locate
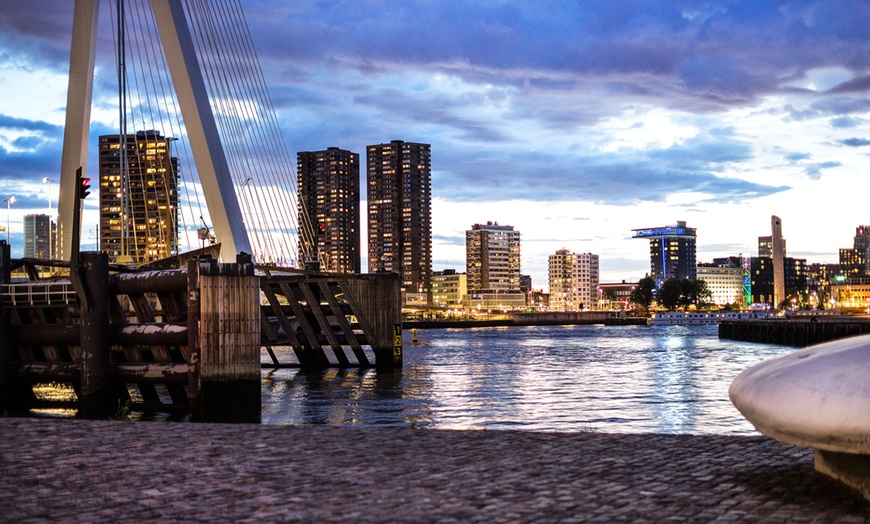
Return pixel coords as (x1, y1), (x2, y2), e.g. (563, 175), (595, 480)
(432, 269), (467, 308)
(466, 221), (520, 293)
(548, 249), (599, 311)
(465, 291), (527, 312)
(750, 256), (807, 307)
(839, 225), (870, 277)
(632, 221), (697, 288)
(297, 147), (360, 273)
(23, 214), (54, 259)
(696, 262), (744, 306)
(597, 281), (637, 311)
(830, 276), (870, 311)
(98, 130), (178, 264)
(465, 221), (523, 310)
(366, 140), (431, 302)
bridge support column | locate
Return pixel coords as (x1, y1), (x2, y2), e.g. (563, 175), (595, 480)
(189, 255), (260, 422)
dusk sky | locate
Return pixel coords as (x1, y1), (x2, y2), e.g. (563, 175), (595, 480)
(2, 1), (870, 289)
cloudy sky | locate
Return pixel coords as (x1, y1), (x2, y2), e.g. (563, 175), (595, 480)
(2, 1), (870, 289)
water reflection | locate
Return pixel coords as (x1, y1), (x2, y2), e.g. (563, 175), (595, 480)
(261, 324), (795, 435)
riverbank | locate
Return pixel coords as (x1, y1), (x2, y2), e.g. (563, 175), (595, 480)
(405, 311), (617, 329)
(1, 417), (867, 522)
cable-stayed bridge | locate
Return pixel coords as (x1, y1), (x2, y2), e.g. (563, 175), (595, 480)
(58, 0), (317, 267)
(0, 0), (401, 420)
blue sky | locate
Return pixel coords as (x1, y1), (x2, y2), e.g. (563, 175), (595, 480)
(2, 1), (870, 289)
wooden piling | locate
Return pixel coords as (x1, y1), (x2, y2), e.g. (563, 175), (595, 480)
(344, 272), (402, 370)
(0, 240), (19, 413)
(78, 251), (120, 417)
(192, 256), (261, 422)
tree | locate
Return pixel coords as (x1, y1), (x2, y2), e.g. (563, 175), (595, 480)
(630, 276), (655, 312)
(659, 277), (684, 310)
(683, 278), (712, 310)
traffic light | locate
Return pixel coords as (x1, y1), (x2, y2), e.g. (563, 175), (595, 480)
(78, 172), (91, 199)
(317, 223), (325, 236)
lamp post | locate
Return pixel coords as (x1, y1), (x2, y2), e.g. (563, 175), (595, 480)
(5, 196), (15, 244)
(43, 178), (56, 258)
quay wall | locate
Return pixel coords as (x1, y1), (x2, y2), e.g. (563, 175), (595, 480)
(406, 311), (616, 329)
(719, 318), (870, 346)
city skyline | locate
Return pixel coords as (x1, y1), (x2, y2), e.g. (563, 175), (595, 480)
(2, 1), (870, 289)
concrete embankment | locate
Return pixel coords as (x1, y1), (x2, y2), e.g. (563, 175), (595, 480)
(1, 418), (868, 522)
(406, 311), (617, 329)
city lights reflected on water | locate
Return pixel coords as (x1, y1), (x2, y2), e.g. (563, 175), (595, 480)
(261, 324), (796, 435)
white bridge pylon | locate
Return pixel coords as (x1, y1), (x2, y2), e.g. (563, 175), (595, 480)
(58, 0), (252, 263)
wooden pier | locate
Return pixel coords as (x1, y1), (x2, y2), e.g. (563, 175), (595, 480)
(0, 241), (401, 420)
(719, 317), (870, 347)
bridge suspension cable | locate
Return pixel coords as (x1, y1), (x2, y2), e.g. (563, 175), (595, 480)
(83, 0), (314, 266)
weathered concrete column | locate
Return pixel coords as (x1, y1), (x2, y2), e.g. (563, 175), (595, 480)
(345, 273), (402, 370)
(191, 255), (260, 422)
(78, 251), (116, 418)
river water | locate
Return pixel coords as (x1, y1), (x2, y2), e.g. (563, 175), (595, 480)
(260, 324), (794, 435)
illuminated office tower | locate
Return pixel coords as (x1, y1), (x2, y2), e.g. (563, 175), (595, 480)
(98, 130), (178, 264)
(466, 221), (521, 293)
(632, 221), (697, 288)
(366, 140), (431, 300)
(297, 147), (360, 273)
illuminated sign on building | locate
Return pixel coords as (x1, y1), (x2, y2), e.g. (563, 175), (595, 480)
(632, 226), (696, 238)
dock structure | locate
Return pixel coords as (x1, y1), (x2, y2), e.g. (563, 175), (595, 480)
(0, 241), (401, 420)
(719, 317), (870, 346)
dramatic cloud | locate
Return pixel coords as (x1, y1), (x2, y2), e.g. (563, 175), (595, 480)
(2, 0), (870, 284)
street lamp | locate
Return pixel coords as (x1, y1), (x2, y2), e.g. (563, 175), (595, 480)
(5, 196), (15, 244)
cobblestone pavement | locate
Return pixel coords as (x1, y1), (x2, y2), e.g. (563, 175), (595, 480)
(1, 418), (868, 523)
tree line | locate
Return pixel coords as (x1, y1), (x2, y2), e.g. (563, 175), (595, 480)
(629, 276), (713, 312)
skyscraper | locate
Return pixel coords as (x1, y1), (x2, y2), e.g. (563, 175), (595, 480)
(548, 249), (599, 311)
(366, 140), (431, 300)
(98, 130), (178, 264)
(23, 214), (54, 259)
(466, 221), (521, 293)
(297, 147), (360, 273)
(632, 221), (697, 288)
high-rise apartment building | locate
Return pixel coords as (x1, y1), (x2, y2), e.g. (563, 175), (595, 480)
(23, 214), (54, 259)
(839, 225), (870, 277)
(632, 221), (697, 288)
(297, 147), (360, 273)
(98, 130), (179, 264)
(466, 221), (521, 293)
(548, 249), (599, 311)
(366, 140), (431, 300)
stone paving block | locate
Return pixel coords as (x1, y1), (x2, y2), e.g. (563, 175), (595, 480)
(1, 418), (869, 522)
